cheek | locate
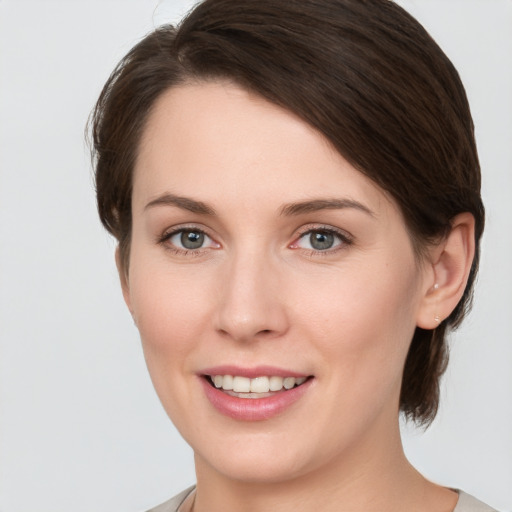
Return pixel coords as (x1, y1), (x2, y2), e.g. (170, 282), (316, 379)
(299, 256), (420, 379)
(127, 260), (217, 428)
(128, 253), (215, 372)
(294, 258), (421, 447)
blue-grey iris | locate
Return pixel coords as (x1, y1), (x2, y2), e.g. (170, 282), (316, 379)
(181, 231), (204, 249)
(310, 231), (334, 250)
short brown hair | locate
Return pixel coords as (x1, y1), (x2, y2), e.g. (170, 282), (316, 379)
(90, 0), (484, 425)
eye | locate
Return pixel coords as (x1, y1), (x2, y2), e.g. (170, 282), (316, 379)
(172, 230), (206, 250)
(162, 228), (220, 252)
(290, 227), (350, 252)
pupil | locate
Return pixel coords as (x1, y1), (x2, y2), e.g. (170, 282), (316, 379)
(181, 231), (204, 249)
(310, 231), (334, 250)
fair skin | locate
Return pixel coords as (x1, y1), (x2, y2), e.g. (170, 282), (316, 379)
(119, 82), (474, 512)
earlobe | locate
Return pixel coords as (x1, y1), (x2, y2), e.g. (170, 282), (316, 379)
(416, 213), (475, 329)
(115, 247), (134, 321)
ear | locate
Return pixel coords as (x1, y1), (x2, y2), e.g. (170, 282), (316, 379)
(416, 213), (476, 329)
(115, 247), (135, 321)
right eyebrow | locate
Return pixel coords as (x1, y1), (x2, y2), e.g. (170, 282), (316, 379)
(144, 193), (216, 216)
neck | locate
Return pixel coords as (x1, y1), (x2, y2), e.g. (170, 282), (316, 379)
(192, 417), (456, 512)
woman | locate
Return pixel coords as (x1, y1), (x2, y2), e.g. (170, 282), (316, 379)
(90, 0), (493, 510)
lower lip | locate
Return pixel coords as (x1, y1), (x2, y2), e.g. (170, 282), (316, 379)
(200, 377), (313, 421)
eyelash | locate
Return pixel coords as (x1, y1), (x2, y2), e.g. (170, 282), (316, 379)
(158, 225), (219, 256)
(290, 225), (353, 256)
(157, 224), (353, 257)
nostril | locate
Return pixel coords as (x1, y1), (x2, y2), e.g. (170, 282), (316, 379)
(255, 329), (276, 338)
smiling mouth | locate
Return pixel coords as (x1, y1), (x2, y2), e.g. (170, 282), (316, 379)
(205, 375), (311, 398)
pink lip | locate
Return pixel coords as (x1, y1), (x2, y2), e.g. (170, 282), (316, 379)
(199, 374), (313, 422)
(200, 365), (309, 379)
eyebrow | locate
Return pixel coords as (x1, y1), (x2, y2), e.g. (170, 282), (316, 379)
(280, 198), (375, 217)
(144, 194), (374, 218)
(144, 193), (216, 215)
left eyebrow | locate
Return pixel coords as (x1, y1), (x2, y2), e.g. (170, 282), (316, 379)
(280, 198), (375, 217)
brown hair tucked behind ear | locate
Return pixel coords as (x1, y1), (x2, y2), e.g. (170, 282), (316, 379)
(90, 0), (484, 425)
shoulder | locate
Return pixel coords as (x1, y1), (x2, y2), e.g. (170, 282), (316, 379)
(143, 487), (499, 512)
(145, 486), (196, 512)
(453, 490), (499, 512)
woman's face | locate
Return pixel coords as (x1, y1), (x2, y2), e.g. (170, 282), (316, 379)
(125, 82), (432, 483)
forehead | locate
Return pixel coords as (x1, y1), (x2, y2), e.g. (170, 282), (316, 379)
(134, 81), (395, 218)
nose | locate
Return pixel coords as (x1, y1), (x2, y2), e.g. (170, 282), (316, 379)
(214, 248), (289, 342)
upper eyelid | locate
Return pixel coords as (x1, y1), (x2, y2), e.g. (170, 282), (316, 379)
(157, 223), (353, 248)
(157, 225), (218, 249)
(160, 223), (213, 239)
(158, 226), (220, 255)
(294, 224), (353, 241)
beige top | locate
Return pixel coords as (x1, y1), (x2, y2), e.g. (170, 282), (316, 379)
(146, 486), (499, 512)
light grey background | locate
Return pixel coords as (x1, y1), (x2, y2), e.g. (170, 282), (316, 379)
(0, 1), (510, 511)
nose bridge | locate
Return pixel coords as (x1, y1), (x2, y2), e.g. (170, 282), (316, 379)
(215, 242), (288, 341)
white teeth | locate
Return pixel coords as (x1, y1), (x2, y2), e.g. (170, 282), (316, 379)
(250, 376), (270, 393)
(221, 374), (233, 390)
(269, 376), (284, 391)
(232, 376), (251, 393)
(210, 375), (307, 393)
(283, 377), (295, 390)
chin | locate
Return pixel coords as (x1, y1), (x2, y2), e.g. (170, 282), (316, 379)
(197, 446), (315, 484)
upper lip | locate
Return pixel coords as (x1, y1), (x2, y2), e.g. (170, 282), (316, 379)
(199, 365), (310, 379)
